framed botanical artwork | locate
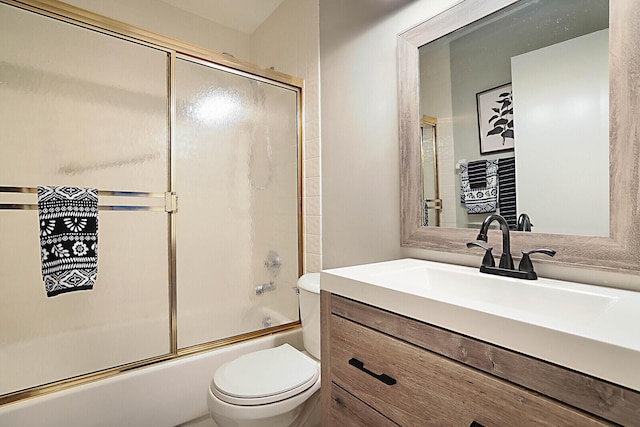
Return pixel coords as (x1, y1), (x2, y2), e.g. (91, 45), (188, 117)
(476, 83), (515, 154)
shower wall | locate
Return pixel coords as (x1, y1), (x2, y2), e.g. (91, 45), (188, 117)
(0, 1), (301, 400)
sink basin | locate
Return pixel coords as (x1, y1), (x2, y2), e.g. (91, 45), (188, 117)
(370, 263), (617, 328)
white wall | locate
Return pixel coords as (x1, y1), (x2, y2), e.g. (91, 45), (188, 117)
(320, 0), (462, 268)
(512, 30), (609, 237)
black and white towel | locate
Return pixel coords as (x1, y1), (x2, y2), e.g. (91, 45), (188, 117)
(467, 160), (488, 189)
(38, 186), (98, 297)
(498, 157), (517, 230)
(460, 160), (498, 214)
(423, 198), (429, 227)
(460, 163), (468, 204)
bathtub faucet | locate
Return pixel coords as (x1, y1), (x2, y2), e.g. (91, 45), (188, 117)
(255, 281), (276, 296)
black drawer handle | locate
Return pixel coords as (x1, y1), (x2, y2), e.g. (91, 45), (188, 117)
(470, 422), (485, 427)
(348, 358), (397, 386)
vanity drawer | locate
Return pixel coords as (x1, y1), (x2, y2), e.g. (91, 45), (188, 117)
(328, 382), (398, 426)
(329, 314), (610, 426)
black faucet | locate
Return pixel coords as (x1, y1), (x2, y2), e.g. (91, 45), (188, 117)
(467, 213), (556, 280)
(476, 214), (514, 270)
(517, 213), (533, 232)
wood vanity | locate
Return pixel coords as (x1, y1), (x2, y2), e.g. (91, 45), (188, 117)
(320, 260), (640, 426)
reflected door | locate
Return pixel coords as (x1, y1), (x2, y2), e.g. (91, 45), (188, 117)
(421, 116), (441, 226)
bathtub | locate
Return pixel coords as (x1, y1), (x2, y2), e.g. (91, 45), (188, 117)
(0, 329), (303, 427)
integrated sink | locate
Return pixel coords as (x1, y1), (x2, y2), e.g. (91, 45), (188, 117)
(369, 262), (617, 328)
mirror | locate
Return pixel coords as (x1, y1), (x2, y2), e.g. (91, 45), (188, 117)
(398, 0), (640, 273)
(418, 0), (609, 236)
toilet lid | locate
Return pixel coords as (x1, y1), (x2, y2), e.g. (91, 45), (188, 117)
(212, 344), (320, 406)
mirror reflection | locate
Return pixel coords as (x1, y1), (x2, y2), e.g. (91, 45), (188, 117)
(419, 0), (609, 236)
(421, 116), (441, 226)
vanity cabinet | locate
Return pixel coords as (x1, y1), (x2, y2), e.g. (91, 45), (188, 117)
(321, 291), (640, 426)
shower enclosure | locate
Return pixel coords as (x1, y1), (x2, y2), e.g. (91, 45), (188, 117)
(0, 0), (303, 403)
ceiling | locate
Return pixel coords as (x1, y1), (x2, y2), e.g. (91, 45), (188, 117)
(160, 0), (286, 34)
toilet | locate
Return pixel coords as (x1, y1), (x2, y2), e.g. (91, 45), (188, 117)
(207, 273), (321, 427)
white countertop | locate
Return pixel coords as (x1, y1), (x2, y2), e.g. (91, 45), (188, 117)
(321, 258), (640, 392)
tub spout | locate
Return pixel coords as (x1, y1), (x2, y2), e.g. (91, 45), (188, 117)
(255, 281), (276, 296)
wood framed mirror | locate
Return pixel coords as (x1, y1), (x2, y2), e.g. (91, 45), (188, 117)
(398, 0), (640, 273)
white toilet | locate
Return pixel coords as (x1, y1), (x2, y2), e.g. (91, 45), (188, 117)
(207, 273), (321, 427)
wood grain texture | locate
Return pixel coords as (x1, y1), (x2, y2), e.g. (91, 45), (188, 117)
(321, 291), (333, 426)
(328, 383), (399, 427)
(330, 313), (611, 426)
(397, 0), (640, 274)
(331, 294), (640, 426)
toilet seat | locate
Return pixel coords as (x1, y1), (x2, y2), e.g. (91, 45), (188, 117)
(212, 344), (320, 406)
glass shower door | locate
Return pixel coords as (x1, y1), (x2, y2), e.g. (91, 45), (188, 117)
(0, 0), (303, 402)
(174, 58), (301, 349)
(0, 3), (170, 395)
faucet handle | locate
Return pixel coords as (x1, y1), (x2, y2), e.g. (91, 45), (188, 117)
(523, 248), (556, 257)
(466, 241), (495, 267)
(518, 248), (556, 273)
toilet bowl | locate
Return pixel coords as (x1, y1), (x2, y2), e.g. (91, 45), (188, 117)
(208, 273), (321, 427)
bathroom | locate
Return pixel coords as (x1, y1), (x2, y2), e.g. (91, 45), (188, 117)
(1, 0), (639, 425)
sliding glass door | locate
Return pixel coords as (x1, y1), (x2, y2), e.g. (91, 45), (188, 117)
(174, 58), (300, 348)
(0, 0), (302, 401)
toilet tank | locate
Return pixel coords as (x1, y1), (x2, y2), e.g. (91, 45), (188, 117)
(297, 273), (320, 360)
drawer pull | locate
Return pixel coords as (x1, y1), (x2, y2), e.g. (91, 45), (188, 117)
(348, 358), (397, 386)
(470, 422), (485, 427)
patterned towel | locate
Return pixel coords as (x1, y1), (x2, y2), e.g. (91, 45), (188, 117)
(423, 199), (429, 227)
(467, 160), (488, 189)
(498, 157), (517, 230)
(460, 160), (498, 214)
(38, 186), (98, 297)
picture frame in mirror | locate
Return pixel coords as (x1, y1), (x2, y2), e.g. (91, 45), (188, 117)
(476, 83), (515, 155)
